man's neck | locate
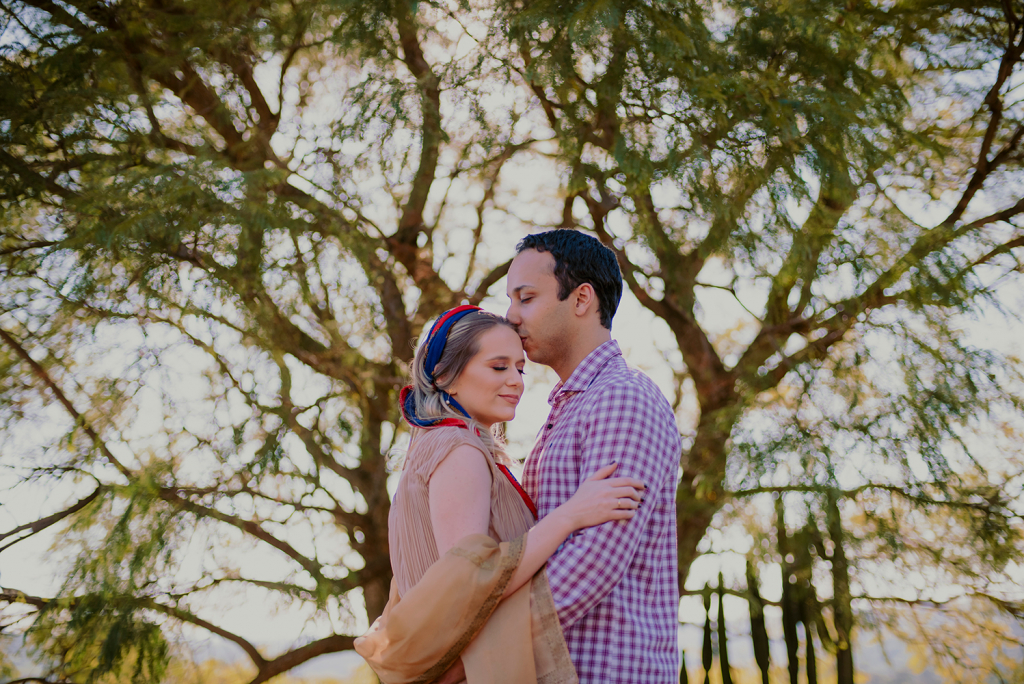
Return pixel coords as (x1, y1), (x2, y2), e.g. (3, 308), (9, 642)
(552, 328), (612, 383)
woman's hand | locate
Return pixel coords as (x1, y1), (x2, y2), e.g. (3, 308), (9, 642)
(558, 463), (645, 531)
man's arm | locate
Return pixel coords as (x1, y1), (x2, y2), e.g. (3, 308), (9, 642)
(544, 382), (680, 629)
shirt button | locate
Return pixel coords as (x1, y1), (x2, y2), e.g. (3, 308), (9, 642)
(547, 423), (554, 429)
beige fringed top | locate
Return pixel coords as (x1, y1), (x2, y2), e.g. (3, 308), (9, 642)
(389, 426), (537, 597)
(361, 425), (577, 684)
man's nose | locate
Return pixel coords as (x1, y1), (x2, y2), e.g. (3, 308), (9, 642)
(506, 302), (520, 324)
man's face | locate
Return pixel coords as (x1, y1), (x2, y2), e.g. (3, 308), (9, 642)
(505, 249), (575, 366)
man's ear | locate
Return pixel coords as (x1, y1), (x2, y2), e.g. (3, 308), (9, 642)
(573, 283), (598, 319)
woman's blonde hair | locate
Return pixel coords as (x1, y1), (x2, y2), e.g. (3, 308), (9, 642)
(407, 310), (518, 458)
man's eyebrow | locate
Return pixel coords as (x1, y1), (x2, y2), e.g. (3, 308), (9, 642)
(511, 284), (533, 295)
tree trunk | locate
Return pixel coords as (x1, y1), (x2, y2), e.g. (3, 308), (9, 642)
(777, 498), (800, 684)
(826, 489), (855, 684)
(804, 617), (818, 684)
(676, 490), (720, 587)
(717, 573), (734, 684)
(358, 384), (396, 620)
(676, 406), (737, 583)
(702, 585), (713, 684)
(746, 560), (772, 684)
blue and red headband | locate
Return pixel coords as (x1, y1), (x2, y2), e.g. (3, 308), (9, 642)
(422, 305), (481, 385)
(400, 305), (481, 429)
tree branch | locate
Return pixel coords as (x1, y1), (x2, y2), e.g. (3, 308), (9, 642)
(249, 635), (356, 684)
(0, 589), (269, 670)
(729, 481), (1016, 517)
(944, 41), (1024, 225)
(0, 327), (133, 479)
(142, 599), (267, 667)
(0, 487), (103, 553)
(459, 137), (537, 294)
(0, 589), (48, 609)
(390, 2), (445, 296)
(468, 259), (512, 305)
(0, 240), (60, 256)
(156, 488), (328, 585)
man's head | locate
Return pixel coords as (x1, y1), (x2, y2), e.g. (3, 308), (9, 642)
(505, 229), (623, 373)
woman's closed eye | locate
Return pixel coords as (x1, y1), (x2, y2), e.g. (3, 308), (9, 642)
(492, 365), (525, 376)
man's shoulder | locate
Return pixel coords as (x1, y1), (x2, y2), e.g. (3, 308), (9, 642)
(589, 356), (667, 400)
(585, 359), (675, 422)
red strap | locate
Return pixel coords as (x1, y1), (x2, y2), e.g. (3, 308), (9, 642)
(497, 463), (538, 519)
(433, 417), (471, 429)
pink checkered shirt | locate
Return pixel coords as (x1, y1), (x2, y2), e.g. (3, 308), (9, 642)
(523, 340), (681, 683)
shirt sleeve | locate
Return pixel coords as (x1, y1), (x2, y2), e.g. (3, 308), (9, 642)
(543, 380), (680, 629)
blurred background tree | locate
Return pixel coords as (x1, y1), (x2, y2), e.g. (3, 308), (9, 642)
(1, 0), (1023, 682)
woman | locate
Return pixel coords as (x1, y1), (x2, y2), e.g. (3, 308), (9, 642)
(355, 305), (644, 683)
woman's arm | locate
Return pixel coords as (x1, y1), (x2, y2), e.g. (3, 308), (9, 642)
(429, 444), (493, 556)
(429, 449), (643, 598)
(500, 463), (641, 597)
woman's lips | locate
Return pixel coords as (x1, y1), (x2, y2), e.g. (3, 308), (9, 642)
(499, 394), (520, 404)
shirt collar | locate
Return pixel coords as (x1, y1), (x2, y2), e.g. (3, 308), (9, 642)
(547, 339), (622, 405)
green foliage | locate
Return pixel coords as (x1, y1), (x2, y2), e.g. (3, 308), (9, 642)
(2, 0), (1024, 682)
(29, 594), (170, 684)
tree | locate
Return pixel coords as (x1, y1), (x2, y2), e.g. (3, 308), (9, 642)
(507, 0), (1024, 675)
(2, 0), (1024, 681)
(1, 0), (520, 678)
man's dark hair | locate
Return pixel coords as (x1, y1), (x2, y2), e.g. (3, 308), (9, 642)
(516, 230), (623, 329)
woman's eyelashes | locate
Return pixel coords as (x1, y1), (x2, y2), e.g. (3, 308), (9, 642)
(492, 365), (526, 376)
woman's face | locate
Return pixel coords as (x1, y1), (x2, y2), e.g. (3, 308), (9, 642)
(447, 325), (526, 427)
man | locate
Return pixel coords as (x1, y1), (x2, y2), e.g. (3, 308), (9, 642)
(506, 230), (682, 683)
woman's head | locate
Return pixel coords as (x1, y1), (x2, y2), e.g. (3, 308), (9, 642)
(405, 308), (525, 439)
